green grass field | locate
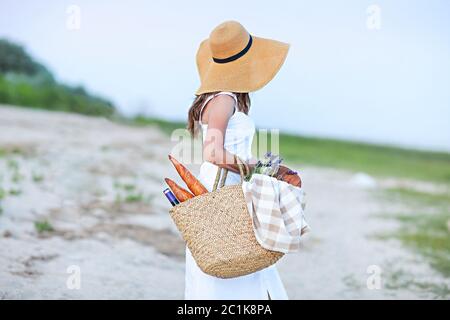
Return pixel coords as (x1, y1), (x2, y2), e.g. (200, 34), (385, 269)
(279, 133), (450, 184)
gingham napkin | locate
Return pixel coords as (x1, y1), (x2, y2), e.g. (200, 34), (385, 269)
(242, 174), (310, 253)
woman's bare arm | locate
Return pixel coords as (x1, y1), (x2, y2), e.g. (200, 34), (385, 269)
(202, 95), (250, 175)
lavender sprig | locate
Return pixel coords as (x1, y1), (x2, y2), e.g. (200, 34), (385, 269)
(246, 152), (284, 180)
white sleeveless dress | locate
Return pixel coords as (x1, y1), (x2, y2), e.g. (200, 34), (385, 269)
(184, 91), (288, 300)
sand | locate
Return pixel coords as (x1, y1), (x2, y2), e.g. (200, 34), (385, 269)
(0, 105), (448, 299)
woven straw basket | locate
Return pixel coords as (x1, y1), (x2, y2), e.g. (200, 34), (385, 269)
(169, 157), (283, 278)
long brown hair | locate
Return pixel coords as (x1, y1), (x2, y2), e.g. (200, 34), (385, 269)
(187, 92), (250, 136)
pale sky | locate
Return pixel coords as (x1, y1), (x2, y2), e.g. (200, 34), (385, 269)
(1, 0), (449, 151)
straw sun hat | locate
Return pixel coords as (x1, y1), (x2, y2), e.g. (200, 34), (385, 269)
(196, 20), (290, 95)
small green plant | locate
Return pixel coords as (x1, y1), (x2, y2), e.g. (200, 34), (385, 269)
(32, 172), (44, 183)
(34, 220), (54, 233)
(6, 159), (23, 183)
(9, 188), (22, 196)
(113, 181), (137, 191)
(122, 183), (136, 192)
(125, 192), (143, 203)
(0, 148), (23, 157)
(113, 181), (145, 204)
(6, 159), (19, 170)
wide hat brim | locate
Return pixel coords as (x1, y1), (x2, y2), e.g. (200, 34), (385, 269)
(196, 36), (289, 95)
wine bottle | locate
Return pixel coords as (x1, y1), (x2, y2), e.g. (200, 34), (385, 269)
(163, 188), (180, 206)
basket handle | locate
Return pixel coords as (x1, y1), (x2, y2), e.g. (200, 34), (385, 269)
(212, 155), (247, 191)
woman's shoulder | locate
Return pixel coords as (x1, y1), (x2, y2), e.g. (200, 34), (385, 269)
(203, 91), (235, 107)
(200, 92), (237, 125)
(205, 93), (236, 111)
(205, 91), (237, 106)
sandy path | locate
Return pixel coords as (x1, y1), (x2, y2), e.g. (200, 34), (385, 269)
(0, 105), (447, 299)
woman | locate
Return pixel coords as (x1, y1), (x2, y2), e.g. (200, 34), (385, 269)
(186, 20), (301, 300)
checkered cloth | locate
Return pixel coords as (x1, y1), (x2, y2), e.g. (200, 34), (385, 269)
(242, 174), (310, 253)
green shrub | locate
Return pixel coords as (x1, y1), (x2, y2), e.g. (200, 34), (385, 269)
(0, 39), (116, 117)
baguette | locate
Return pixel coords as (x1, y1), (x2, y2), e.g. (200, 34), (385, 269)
(168, 155), (208, 196)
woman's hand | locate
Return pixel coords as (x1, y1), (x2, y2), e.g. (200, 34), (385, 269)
(277, 165), (302, 187)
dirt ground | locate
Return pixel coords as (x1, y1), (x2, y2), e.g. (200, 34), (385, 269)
(0, 105), (448, 299)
